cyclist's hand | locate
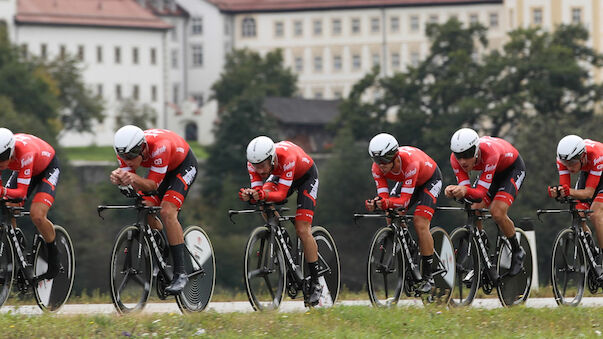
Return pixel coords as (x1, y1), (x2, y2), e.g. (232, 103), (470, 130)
(365, 199), (375, 212)
(444, 185), (456, 198)
(121, 172), (138, 186)
(110, 169), (125, 185)
(447, 185), (467, 200)
(547, 186), (559, 198)
(252, 187), (266, 201)
(238, 188), (249, 201)
(375, 197), (392, 211)
(0, 186), (6, 199)
(559, 184), (571, 198)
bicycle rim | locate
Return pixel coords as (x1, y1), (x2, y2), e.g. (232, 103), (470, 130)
(34, 225), (75, 312)
(551, 228), (586, 306)
(497, 228), (533, 306)
(301, 226), (341, 307)
(367, 227), (404, 307)
(425, 227), (455, 305)
(449, 227), (480, 306)
(109, 225), (153, 314)
(0, 231), (14, 308)
(244, 226), (286, 311)
(176, 226), (215, 313)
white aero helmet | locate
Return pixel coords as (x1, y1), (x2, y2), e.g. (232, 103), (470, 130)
(450, 128), (480, 159)
(368, 133), (399, 164)
(114, 125), (146, 160)
(0, 128), (15, 162)
(557, 135), (586, 162)
(247, 136), (276, 165)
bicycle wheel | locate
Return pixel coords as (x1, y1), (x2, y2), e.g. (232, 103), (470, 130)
(497, 228), (533, 307)
(300, 226), (341, 307)
(0, 230), (14, 308)
(176, 225), (215, 313)
(449, 227), (480, 306)
(367, 227), (404, 307)
(244, 226), (286, 311)
(551, 228), (586, 306)
(423, 227), (455, 305)
(33, 225), (75, 312)
(109, 225), (153, 314)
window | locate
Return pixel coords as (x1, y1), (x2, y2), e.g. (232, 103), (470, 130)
(391, 52), (400, 69)
(428, 15), (438, 24)
(469, 14), (478, 24)
(171, 49), (178, 69)
(172, 83), (179, 103)
(333, 55), (342, 71)
(313, 19), (322, 35)
(133, 85), (139, 101)
(294, 56), (303, 72)
(191, 17), (203, 35)
(275, 21), (284, 37)
(115, 46), (121, 64)
(242, 17), (256, 37)
(314, 56), (322, 72)
(150, 48), (157, 65)
(351, 18), (361, 34)
(77, 45), (84, 61)
(224, 20), (230, 35)
(192, 44), (203, 67)
(371, 17), (380, 33)
(410, 51), (419, 67)
(314, 91), (323, 99)
(192, 93), (204, 107)
(151, 85), (157, 102)
(489, 13), (499, 27)
(132, 47), (139, 64)
(334, 91), (343, 99)
(171, 26), (178, 41)
(185, 122), (198, 141)
(97, 84), (103, 97)
(96, 46), (102, 63)
(332, 18), (341, 35)
(352, 54), (361, 70)
(410, 16), (419, 31)
(115, 84), (122, 100)
(372, 53), (380, 67)
(294, 20), (303, 36)
(60, 45), (66, 58)
(40, 43), (47, 60)
(572, 8), (582, 24)
(390, 17), (399, 32)
(533, 8), (542, 25)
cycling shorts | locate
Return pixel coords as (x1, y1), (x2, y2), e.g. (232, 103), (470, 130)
(144, 149), (198, 209)
(391, 166), (442, 221)
(267, 163), (319, 223)
(483, 155), (526, 206)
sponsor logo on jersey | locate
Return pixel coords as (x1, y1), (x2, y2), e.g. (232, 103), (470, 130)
(594, 156), (603, 165)
(286, 171), (293, 178)
(430, 180), (442, 197)
(405, 179), (413, 185)
(41, 151), (52, 158)
(21, 156), (33, 167)
(405, 168), (417, 178)
(484, 164), (496, 172)
(145, 129), (165, 138)
(309, 179), (319, 199)
(182, 166), (197, 185)
(24, 169), (31, 176)
(152, 146), (166, 158)
(176, 147), (185, 153)
(453, 168), (459, 174)
(48, 168), (60, 186)
(302, 157), (310, 164)
(425, 161), (433, 168)
(372, 172), (381, 178)
(283, 161), (295, 171)
(154, 158), (163, 166)
(14, 135), (31, 145)
(505, 152), (514, 158)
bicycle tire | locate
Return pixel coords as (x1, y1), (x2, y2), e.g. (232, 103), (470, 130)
(551, 228), (586, 306)
(109, 225), (153, 314)
(423, 226), (455, 305)
(176, 225), (215, 313)
(33, 225), (75, 312)
(0, 230), (14, 308)
(244, 226), (286, 311)
(366, 227), (405, 307)
(449, 227), (481, 306)
(300, 226), (341, 307)
(497, 228), (533, 307)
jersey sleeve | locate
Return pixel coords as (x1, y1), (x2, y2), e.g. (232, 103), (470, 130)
(4, 152), (35, 199)
(146, 141), (170, 185)
(464, 152), (500, 201)
(585, 160), (603, 189)
(372, 163), (390, 199)
(264, 155), (295, 202)
(247, 162), (264, 188)
(450, 153), (471, 186)
(387, 160), (420, 209)
(556, 159), (571, 186)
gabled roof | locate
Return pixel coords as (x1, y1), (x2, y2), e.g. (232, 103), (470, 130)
(263, 97), (340, 125)
(16, 0), (171, 30)
(208, 0), (502, 13)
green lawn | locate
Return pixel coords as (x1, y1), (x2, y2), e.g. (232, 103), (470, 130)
(63, 143), (208, 162)
(1, 305), (602, 338)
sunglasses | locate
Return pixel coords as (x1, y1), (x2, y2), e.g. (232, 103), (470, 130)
(371, 154), (396, 165)
(116, 143), (144, 160)
(453, 146), (477, 160)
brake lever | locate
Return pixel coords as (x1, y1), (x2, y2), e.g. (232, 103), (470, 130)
(228, 210), (237, 224)
(97, 206), (107, 220)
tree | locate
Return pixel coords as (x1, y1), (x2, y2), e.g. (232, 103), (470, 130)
(114, 98), (157, 130)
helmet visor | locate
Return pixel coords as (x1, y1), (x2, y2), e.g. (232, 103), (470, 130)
(371, 150), (397, 165)
(560, 157), (581, 168)
(453, 146), (477, 160)
(116, 142), (144, 160)
(0, 148), (11, 162)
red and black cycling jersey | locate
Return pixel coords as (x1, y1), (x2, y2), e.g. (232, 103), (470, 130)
(450, 136), (519, 202)
(117, 129), (190, 186)
(2, 134), (56, 200)
(372, 146), (437, 209)
(557, 139), (603, 190)
(247, 141), (314, 203)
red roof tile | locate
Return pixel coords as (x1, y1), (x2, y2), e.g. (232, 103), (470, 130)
(208, 0), (502, 12)
(16, 0), (171, 30)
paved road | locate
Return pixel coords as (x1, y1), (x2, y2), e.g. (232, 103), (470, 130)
(2, 297), (603, 315)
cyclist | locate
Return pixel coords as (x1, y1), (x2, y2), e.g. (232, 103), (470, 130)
(548, 135), (603, 280)
(0, 128), (61, 280)
(238, 136), (323, 306)
(110, 125), (198, 295)
(444, 128), (526, 276)
(364, 133), (442, 293)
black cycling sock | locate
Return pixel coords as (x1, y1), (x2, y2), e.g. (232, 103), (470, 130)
(509, 235), (520, 252)
(170, 244), (185, 275)
(421, 255), (434, 279)
(46, 240), (58, 265)
(308, 261), (320, 284)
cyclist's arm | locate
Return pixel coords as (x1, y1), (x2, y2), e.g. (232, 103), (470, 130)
(450, 153), (471, 187)
(2, 153), (34, 199)
(372, 165), (390, 199)
(464, 154), (499, 202)
(247, 163), (264, 189)
(385, 162), (421, 209)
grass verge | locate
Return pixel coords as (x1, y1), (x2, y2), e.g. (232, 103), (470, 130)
(63, 143), (208, 162)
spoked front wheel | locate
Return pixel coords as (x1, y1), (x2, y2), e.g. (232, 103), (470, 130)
(33, 225), (75, 312)
(176, 225), (215, 313)
(244, 226), (286, 311)
(0, 231), (14, 308)
(366, 227), (404, 307)
(551, 228), (586, 306)
(423, 227), (455, 305)
(449, 227), (480, 306)
(497, 228), (533, 307)
(109, 225), (153, 314)
(301, 226), (341, 307)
